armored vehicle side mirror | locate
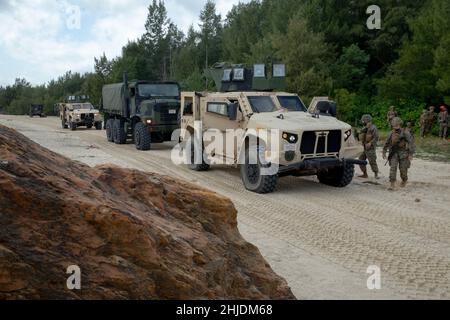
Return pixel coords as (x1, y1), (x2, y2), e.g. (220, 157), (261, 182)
(228, 103), (238, 121)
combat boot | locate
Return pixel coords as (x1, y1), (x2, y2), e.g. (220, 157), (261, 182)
(400, 180), (407, 188)
(388, 182), (397, 191)
(374, 172), (380, 180)
(358, 167), (368, 179)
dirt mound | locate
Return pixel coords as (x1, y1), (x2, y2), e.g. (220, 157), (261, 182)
(0, 124), (294, 300)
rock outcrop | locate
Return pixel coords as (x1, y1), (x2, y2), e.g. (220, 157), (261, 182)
(0, 124), (294, 300)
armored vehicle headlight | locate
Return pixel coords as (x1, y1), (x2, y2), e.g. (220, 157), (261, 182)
(344, 129), (352, 142)
(283, 132), (298, 144)
(146, 119), (153, 125)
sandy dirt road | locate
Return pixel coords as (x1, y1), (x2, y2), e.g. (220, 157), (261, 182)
(1, 115), (449, 300)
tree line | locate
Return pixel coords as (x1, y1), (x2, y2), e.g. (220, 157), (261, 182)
(0, 0), (449, 130)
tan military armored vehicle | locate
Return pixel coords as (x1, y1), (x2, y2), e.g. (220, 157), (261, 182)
(58, 96), (102, 131)
(179, 63), (365, 194)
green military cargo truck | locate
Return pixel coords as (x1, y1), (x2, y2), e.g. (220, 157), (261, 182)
(101, 74), (181, 151)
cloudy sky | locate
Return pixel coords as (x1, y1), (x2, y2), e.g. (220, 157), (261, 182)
(0, 0), (248, 86)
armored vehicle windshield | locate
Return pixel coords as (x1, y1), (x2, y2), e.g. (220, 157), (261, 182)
(138, 83), (180, 98)
(277, 96), (307, 112)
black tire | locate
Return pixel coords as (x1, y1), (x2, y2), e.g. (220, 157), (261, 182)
(113, 118), (126, 144)
(134, 122), (151, 151)
(106, 119), (114, 142)
(240, 145), (278, 194)
(95, 122), (102, 130)
(188, 141), (209, 171)
(69, 121), (76, 131)
(87, 124), (93, 129)
(317, 163), (354, 187)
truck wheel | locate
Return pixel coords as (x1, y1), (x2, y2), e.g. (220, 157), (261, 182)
(70, 121), (76, 131)
(188, 142), (210, 171)
(95, 122), (102, 130)
(240, 145), (278, 194)
(106, 119), (114, 142)
(113, 119), (126, 144)
(317, 163), (354, 187)
(134, 122), (151, 151)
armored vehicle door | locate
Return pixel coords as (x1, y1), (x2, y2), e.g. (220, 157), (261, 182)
(202, 96), (242, 162)
(180, 92), (200, 141)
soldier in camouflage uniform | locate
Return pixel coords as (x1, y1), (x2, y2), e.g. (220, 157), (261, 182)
(358, 114), (379, 179)
(424, 106), (436, 136)
(383, 117), (416, 190)
(387, 106), (398, 128)
(419, 110), (427, 138)
(438, 105), (448, 139)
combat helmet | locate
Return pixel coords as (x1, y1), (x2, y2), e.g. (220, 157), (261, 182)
(391, 117), (403, 128)
(361, 114), (373, 123)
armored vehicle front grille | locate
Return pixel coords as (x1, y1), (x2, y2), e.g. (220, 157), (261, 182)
(81, 114), (94, 121)
(300, 130), (342, 155)
(156, 104), (178, 122)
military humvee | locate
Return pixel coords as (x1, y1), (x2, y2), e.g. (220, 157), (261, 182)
(58, 96), (102, 131)
(29, 104), (46, 118)
(179, 63), (365, 194)
(100, 74), (181, 151)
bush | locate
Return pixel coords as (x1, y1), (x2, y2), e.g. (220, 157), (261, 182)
(333, 89), (427, 130)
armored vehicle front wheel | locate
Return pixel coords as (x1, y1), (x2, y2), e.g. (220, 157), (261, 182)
(188, 142), (210, 171)
(134, 122), (151, 151)
(113, 119), (127, 144)
(240, 146), (278, 194)
(317, 163), (354, 188)
(106, 119), (114, 142)
(69, 121), (76, 131)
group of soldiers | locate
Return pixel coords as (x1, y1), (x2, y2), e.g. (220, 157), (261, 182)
(358, 109), (416, 191)
(357, 105), (448, 190)
(420, 105), (449, 139)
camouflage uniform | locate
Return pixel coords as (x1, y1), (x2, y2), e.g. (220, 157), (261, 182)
(383, 127), (416, 184)
(387, 107), (398, 128)
(419, 111), (427, 138)
(424, 107), (436, 136)
(438, 109), (448, 139)
(359, 123), (379, 177)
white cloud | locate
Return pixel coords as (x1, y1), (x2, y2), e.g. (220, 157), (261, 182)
(0, 0), (249, 86)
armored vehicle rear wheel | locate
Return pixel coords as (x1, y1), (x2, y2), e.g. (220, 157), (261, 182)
(95, 122), (102, 130)
(113, 119), (126, 144)
(134, 122), (151, 151)
(240, 146), (278, 194)
(317, 163), (354, 187)
(106, 119), (114, 142)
